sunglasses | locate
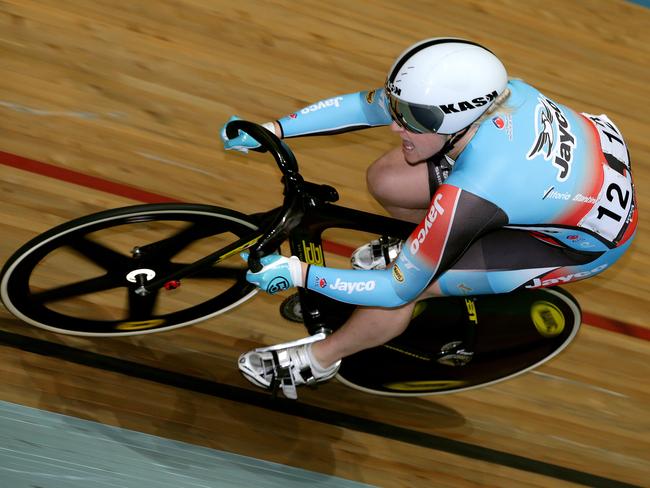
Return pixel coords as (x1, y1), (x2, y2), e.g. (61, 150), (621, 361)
(387, 92), (446, 134)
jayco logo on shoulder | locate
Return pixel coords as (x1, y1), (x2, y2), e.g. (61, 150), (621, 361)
(301, 97), (344, 114)
(329, 278), (376, 294)
(527, 96), (577, 182)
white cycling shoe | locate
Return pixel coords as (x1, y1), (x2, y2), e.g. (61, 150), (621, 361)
(350, 236), (402, 270)
(238, 333), (340, 399)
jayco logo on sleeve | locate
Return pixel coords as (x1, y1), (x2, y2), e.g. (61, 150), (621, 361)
(329, 278), (376, 294)
(300, 97), (344, 114)
(527, 96), (577, 182)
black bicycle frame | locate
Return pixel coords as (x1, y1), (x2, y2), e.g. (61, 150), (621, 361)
(242, 121), (417, 333)
(285, 202), (413, 334)
(143, 120), (415, 333)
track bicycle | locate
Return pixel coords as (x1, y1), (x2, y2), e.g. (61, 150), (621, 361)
(0, 121), (581, 396)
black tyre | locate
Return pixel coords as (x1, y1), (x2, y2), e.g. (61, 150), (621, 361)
(336, 287), (582, 396)
(0, 204), (259, 336)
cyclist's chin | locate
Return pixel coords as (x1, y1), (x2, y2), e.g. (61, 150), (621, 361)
(402, 145), (427, 164)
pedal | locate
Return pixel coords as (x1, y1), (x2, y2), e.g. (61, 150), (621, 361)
(351, 236), (402, 270)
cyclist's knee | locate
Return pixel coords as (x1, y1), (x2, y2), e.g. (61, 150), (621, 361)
(366, 148), (429, 209)
(366, 152), (393, 204)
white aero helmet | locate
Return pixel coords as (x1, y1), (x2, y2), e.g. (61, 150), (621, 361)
(386, 38), (508, 135)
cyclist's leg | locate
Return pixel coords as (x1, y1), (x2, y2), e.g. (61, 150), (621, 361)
(311, 302), (417, 368)
(254, 230), (632, 394)
(240, 303), (417, 397)
(286, 149), (429, 370)
(366, 147), (430, 223)
(315, 230), (614, 369)
(424, 229), (633, 297)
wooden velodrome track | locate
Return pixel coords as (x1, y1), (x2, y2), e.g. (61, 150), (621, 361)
(0, 1), (648, 486)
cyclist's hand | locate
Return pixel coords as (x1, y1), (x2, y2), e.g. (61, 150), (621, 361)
(220, 115), (261, 153)
(241, 252), (304, 294)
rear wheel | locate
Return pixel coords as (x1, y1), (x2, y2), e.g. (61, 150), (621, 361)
(0, 203), (260, 336)
(336, 287), (582, 396)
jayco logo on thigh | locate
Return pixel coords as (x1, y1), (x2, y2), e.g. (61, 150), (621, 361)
(525, 264), (607, 288)
(329, 278), (376, 294)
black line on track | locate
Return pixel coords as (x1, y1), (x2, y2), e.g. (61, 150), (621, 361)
(0, 329), (640, 488)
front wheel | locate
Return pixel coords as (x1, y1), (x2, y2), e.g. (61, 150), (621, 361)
(1, 203), (260, 336)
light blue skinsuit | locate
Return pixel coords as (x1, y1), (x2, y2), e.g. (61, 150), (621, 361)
(269, 80), (637, 307)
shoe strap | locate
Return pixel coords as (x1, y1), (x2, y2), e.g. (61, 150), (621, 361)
(376, 236), (401, 266)
(255, 332), (327, 353)
(274, 348), (318, 385)
(270, 350), (309, 400)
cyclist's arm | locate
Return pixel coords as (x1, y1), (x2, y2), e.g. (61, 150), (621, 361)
(304, 185), (508, 307)
(273, 88), (392, 138)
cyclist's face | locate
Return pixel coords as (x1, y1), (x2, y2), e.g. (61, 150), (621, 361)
(390, 121), (449, 163)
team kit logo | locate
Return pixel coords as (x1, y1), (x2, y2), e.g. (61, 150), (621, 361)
(410, 193), (445, 254)
(300, 96), (343, 114)
(328, 278), (376, 294)
(314, 275), (327, 288)
(492, 114), (514, 141)
(527, 96), (577, 182)
(313, 275), (377, 294)
(438, 90), (498, 115)
(525, 264), (607, 288)
(267, 276), (290, 294)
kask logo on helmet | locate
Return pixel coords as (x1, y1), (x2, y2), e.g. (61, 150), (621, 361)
(438, 90), (498, 114)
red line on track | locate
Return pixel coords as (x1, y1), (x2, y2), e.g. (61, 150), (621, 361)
(0, 151), (178, 204)
(582, 312), (650, 341)
(1, 150), (647, 340)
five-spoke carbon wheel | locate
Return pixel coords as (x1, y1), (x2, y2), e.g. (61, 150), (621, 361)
(0, 204), (259, 336)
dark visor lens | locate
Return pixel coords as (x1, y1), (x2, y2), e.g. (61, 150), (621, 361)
(388, 94), (445, 134)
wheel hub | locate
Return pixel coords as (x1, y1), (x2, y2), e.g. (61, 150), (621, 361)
(126, 268), (156, 283)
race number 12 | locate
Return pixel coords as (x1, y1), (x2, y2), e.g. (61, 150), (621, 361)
(596, 181), (630, 223)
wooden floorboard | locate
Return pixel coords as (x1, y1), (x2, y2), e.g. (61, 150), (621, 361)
(0, 1), (648, 486)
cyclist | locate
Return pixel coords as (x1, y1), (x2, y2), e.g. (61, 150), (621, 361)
(221, 38), (637, 399)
